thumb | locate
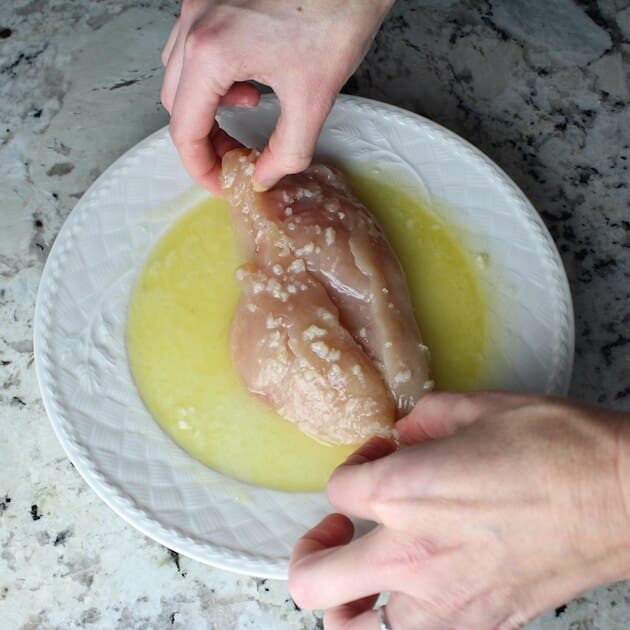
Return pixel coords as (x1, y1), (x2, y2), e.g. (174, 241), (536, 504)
(253, 84), (335, 190)
(396, 391), (534, 445)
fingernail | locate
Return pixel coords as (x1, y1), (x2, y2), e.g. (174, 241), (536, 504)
(252, 177), (271, 192)
(392, 427), (401, 446)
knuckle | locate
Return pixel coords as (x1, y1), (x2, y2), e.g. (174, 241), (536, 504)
(369, 466), (404, 507)
(453, 390), (491, 417)
(184, 27), (211, 61)
(180, 0), (203, 21)
(327, 459), (387, 512)
(183, 27), (231, 78)
(385, 533), (438, 572)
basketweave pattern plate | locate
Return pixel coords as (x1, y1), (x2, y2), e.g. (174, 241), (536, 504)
(34, 95), (574, 579)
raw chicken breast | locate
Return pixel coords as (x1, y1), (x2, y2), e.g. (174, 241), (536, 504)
(231, 264), (395, 444)
(222, 148), (431, 444)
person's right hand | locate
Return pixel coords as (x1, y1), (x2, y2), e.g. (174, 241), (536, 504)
(289, 392), (630, 629)
(160, 0), (395, 193)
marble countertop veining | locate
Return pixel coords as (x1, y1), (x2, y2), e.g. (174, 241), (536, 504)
(1, 1), (629, 628)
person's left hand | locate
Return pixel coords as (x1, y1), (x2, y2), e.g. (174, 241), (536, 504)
(160, 0), (394, 193)
(289, 392), (630, 629)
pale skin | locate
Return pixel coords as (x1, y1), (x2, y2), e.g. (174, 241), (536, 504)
(161, 3), (630, 628)
(161, 0), (395, 193)
(289, 393), (630, 629)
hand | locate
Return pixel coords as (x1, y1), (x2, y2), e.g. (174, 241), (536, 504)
(289, 392), (630, 629)
(161, 0), (395, 193)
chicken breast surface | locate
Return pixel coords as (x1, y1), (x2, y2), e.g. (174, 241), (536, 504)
(222, 148), (431, 444)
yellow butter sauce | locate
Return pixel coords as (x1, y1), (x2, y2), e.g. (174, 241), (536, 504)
(347, 171), (487, 392)
(127, 172), (488, 491)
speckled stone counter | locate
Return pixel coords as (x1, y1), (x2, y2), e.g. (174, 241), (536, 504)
(1, 1), (629, 628)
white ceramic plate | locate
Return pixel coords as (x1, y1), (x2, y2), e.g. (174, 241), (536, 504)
(34, 95), (574, 579)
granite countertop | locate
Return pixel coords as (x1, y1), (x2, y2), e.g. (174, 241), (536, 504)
(1, 1), (629, 628)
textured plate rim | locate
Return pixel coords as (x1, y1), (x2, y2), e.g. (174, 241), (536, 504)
(33, 94), (575, 579)
(32, 127), (291, 578)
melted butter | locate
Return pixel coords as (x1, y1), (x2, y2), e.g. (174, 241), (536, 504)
(127, 172), (488, 492)
(347, 172), (487, 391)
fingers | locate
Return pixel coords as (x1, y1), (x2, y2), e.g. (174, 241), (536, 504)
(169, 57), (223, 191)
(161, 17), (180, 66)
(163, 76), (254, 191)
(291, 515), (469, 620)
(161, 35), (185, 113)
(290, 513), (355, 568)
(324, 437), (397, 522)
(323, 602), (382, 630)
(219, 81), (260, 108)
(396, 391), (534, 445)
(289, 438), (399, 611)
(326, 393), (535, 522)
(253, 83), (336, 190)
(290, 524), (396, 610)
(164, 65), (259, 113)
(325, 597), (443, 630)
(212, 127), (243, 159)
(163, 36), (257, 191)
(323, 596), (380, 630)
(396, 392), (485, 444)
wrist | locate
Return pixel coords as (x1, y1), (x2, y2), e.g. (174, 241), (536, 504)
(570, 406), (630, 585)
(542, 403), (630, 591)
